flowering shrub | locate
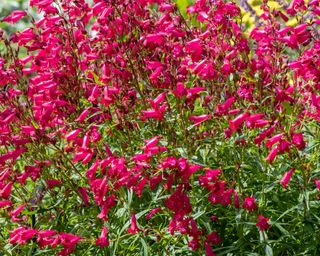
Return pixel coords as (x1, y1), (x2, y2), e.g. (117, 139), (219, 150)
(1, 0), (320, 255)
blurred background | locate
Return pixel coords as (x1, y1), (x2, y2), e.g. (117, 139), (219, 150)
(0, 0), (298, 36)
(0, 0), (30, 32)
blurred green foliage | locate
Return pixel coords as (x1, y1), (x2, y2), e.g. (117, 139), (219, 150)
(176, 0), (193, 16)
(0, 0), (30, 33)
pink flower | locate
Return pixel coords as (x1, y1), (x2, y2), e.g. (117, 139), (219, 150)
(234, 190), (240, 209)
(199, 169), (221, 189)
(205, 241), (217, 256)
(65, 129), (81, 142)
(173, 82), (187, 98)
(149, 92), (166, 109)
(46, 179), (62, 189)
(278, 140), (291, 154)
(0, 181), (13, 199)
(256, 215), (270, 231)
(314, 179), (320, 190)
(189, 114), (211, 126)
(2, 10), (26, 24)
(254, 124), (277, 146)
(144, 33), (165, 46)
(143, 136), (159, 150)
(206, 231), (221, 244)
(245, 113), (265, 128)
(265, 146), (280, 164)
(215, 97), (235, 116)
(97, 195), (116, 221)
(78, 187), (90, 205)
(128, 213), (141, 234)
(75, 108), (90, 123)
(185, 39), (202, 60)
(9, 227), (37, 244)
(58, 233), (81, 255)
(145, 208), (161, 220)
(229, 112), (249, 131)
(224, 128), (232, 138)
(242, 196), (257, 212)
(141, 108), (165, 121)
(280, 168), (295, 189)
(133, 178), (147, 197)
(266, 134), (284, 149)
(187, 87), (206, 98)
(292, 132), (306, 150)
(10, 204), (26, 221)
(287, 0), (307, 16)
(0, 200), (12, 208)
(164, 185), (192, 215)
(36, 230), (57, 248)
(188, 238), (201, 251)
(96, 226), (109, 248)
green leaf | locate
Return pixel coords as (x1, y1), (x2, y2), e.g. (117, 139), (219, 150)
(265, 245), (273, 256)
(282, 102), (292, 115)
(274, 223), (290, 236)
(176, 0), (191, 16)
(140, 238), (149, 256)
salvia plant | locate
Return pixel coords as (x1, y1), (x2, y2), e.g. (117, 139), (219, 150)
(0, 0), (320, 255)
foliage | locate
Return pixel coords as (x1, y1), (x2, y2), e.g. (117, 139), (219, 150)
(1, 0), (320, 255)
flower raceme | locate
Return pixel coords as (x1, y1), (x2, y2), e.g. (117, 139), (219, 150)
(9, 227), (81, 255)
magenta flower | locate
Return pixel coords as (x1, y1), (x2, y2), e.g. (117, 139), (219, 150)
(145, 208), (161, 220)
(0, 200), (12, 208)
(205, 241), (217, 256)
(65, 129), (81, 142)
(97, 195), (116, 221)
(314, 179), (320, 190)
(58, 233), (81, 256)
(128, 213), (141, 234)
(36, 230), (57, 248)
(242, 196), (257, 212)
(75, 108), (90, 123)
(188, 238), (201, 251)
(78, 187), (90, 205)
(265, 146), (280, 164)
(189, 114), (211, 126)
(133, 178), (147, 198)
(46, 179), (62, 189)
(234, 190), (240, 209)
(280, 168), (295, 189)
(9, 227), (37, 245)
(266, 134), (284, 149)
(144, 33), (166, 46)
(96, 226), (109, 248)
(215, 97), (235, 116)
(229, 112), (249, 131)
(0, 181), (13, 199)
(256, 215), (270, 231)
(206, 231), (221, 245)
(173, 82), (187, 98)
(2, 10), (26, 24)
(10, 204), (26, 221)
(292, 132), (306, 150)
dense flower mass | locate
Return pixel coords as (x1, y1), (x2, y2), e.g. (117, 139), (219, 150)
(1, 0), (320, 255)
